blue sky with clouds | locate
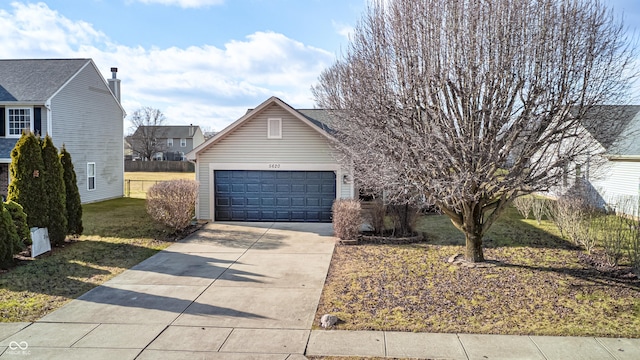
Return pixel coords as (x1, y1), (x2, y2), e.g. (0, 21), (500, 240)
(0, 0), (639, 132)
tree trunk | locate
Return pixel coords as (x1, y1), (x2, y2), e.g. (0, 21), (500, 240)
(465, 231), (485, 262)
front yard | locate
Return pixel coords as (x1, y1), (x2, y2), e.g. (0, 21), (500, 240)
(315, 207), (640, 337)
(0, 198), (173, 322)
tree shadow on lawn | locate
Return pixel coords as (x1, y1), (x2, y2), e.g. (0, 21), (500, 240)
(418, 207), (579, 250)
(1, 240), (263, 299)
(489, 258), (640, 292)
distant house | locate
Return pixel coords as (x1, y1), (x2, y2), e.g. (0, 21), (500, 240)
(0, 58), (125, 203)
(128, 125), (205, 161)
(187, 96), (354, 222)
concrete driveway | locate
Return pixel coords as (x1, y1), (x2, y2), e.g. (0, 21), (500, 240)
(0, 222), (336, 359)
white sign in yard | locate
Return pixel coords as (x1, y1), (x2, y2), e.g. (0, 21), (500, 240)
(30, 227), (51, 257)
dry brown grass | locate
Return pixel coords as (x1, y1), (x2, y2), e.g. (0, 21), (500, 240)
(315, 210), (640, 337)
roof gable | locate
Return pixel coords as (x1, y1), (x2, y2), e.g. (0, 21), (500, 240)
(188, 97), (335, 159)
(0, 59), (91, 102)
(579, 105), (640, 156)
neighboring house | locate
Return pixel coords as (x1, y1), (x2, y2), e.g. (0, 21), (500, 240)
(577, 106), (640, 216)
(0, 58), (125, 203)
(187, 96), (354, 222)
(128, 125), (204, 161)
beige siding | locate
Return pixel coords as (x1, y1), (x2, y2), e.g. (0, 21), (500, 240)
(195, 103), (352, 220)
(50, 63), (124, 203)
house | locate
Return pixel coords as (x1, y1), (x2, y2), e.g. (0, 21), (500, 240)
(0, 59), (125, 203)
(128, 125), (205, 161)
(576, 105), (640, 216)
(186, 96), (354, 222)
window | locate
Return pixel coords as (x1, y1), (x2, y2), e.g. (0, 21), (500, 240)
(267, 118), (282, 139)
(7, 107), (32, 136)
(167, 138), (173, 147)
(87, 163), (96, 191)
(180, 138), (187, 147)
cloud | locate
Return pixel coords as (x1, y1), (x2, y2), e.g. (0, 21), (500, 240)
(332, 20), (354, 40)
(133, 0), (224, 8)
(0, 2), (335, 132)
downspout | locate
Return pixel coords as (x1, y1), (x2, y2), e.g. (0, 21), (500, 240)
(45, 99), (52, 136)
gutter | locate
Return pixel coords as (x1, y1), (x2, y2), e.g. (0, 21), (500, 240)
(605, 154), (640, 161)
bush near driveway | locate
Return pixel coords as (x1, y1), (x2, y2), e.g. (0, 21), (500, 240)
(332, 199), (362, 240)
(146, 179), (199, 233)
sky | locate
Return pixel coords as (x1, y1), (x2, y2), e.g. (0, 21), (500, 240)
(1, 0), (639, 133)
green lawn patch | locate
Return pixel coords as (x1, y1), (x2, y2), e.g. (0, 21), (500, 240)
(124, 171), (195, 199)
(315, 207), (640, 337)
(0, 198), (174, 322)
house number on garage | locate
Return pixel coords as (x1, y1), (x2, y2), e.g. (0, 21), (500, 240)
(268, 163), (281, 169)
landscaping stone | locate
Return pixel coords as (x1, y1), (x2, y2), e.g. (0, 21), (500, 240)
(320, 314), (338, 328)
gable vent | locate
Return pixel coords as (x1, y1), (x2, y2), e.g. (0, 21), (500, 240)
(267, 118), (282, 139)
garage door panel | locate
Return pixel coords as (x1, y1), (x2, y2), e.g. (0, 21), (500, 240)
(262, 184), (276, 192)
(214, 170), (335, 222)
(216, 184), (230, 193)
(291, 197), (305, 206)
(246, 184), (260, 193)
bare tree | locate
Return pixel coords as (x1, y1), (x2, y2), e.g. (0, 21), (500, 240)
(127, 107), (168, 161)
(313, 0), (636, 262)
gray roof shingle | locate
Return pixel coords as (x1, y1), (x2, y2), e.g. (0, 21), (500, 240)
(0, 59), (90, 102)
(0, 138), (18, 159)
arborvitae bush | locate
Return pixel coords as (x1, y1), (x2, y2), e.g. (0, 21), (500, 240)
(60, 145), (83, 236)
(42, 136), (67, 246)
(332, 199), (362, 240)
(0, 203), (22, 268)
(7, 132), (47, 228)
(146, 179), (198, 233)
(3, 200), (31, 246)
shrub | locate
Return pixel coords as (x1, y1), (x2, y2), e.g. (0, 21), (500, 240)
(332, 199), (362, 240)
(146, 179), (198, 233)
(363, 199), (386, 235)
(387, 203), (420, 237)
(3, 200), (31, 247)
(531, 197), (549, 225)
(41, 136), (67, 246)
(60, 145), (83, 236)
(513, 196), (533, 219)
(629, 222), (640, 276)
(0, 203), (22, 268)
(7, 132), (47, 228)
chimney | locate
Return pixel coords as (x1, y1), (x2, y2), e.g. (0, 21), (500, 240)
(189, 123), (194, 136)
(108, 67), (121, 103)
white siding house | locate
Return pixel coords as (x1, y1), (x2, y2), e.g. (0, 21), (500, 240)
(187, 97), (354, 222)
(585, 106), (640, 216)
(0, 59), (125, 203)
(557, 106), (640, 216)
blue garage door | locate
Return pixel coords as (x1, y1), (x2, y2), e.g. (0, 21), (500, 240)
(214, 170), (336, 222)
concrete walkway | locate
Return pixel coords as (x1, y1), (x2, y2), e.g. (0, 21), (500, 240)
(0, 222), (639, 359)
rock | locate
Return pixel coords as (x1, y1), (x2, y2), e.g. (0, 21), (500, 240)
(447, 254), (463, 263)
(320, 314), (338, 328)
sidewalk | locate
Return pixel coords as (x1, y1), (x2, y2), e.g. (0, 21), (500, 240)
(306, 330), (640, 360)
(0, 222), (638, 359)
